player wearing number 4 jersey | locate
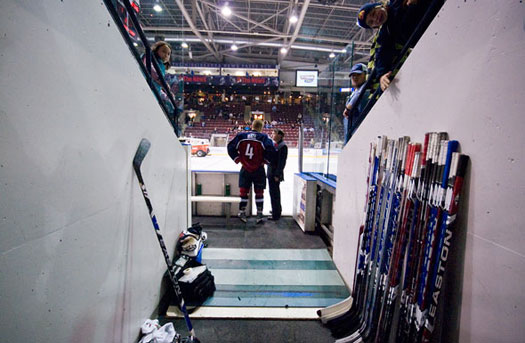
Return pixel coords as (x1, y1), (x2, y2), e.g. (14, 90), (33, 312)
(227, 119), (276, 224)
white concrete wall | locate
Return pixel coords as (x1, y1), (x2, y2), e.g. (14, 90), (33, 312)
(0, 1), (187, 342)
(333, 1), (525, 342)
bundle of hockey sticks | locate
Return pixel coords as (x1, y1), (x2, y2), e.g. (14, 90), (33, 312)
(318, 133), (469, 343)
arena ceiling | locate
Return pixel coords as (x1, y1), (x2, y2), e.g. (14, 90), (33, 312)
(137, 0), (374, 68)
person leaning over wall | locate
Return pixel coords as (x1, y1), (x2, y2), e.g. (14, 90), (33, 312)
(142, 41), (177, 127)
(357, 0), (444, 91)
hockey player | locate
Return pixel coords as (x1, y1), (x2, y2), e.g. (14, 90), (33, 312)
(227, 119), (276, 224)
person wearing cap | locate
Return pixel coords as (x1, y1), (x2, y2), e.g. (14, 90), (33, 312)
(357, 0), (442, 91)
(343, 63), (370, 144)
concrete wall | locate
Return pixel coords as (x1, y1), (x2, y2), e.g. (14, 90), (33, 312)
(0, 1), (187, 342)
(332, 1), (525, 342)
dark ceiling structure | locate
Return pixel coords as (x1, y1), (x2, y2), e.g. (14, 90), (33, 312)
(137, 0), (374, 66)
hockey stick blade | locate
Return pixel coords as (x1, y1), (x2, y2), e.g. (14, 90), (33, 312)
(133, 138), (152, 176)
(318, 296), (353, 323)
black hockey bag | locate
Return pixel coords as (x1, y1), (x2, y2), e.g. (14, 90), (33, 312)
(164, 255), (216, 308)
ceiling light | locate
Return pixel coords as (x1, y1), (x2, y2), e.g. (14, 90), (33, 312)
(181, 42), (189, 49)
(341, 48), (347, 53)
(222, 5), (232, 17)
(280, 47), (288, 54)
(161, 37), (342, 53)
(289, 14), (298, 24)
(231, 44), (238, 51)
(329, 52), (336, 58)
(153, 4), (162, 12)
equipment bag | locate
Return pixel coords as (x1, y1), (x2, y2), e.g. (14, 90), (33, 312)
(164, 255), (216, 307)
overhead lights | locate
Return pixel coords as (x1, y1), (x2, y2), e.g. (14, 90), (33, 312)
(280, 47), (288, 54)
(341, 48), (347, 53)
(153, 4), (162, 12)
(181, 42), (189, 49)
(289, 14), (298, 24)
(329, 52), (336, 58)
(231, 44), (238, 51)
(161, 37), (347, 54)
(221, 4), (232, 17)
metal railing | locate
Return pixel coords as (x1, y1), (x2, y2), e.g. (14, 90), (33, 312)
(103, 0), (180, 135)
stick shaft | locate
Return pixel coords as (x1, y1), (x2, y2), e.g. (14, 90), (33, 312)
(133, 139), (196, 338)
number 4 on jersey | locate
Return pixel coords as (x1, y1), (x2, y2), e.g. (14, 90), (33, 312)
(245, 143), (254, 159)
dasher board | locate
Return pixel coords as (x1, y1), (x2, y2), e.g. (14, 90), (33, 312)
(166, 306), (321, 319)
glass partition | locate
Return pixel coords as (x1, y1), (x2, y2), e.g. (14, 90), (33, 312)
(301, 45), (359, 180)
(300, 0), (445, 180)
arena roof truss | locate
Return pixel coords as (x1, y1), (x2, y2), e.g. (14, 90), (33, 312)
(138, 0), (374, 67)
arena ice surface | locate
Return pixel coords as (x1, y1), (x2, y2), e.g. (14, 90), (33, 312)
(190, 147), (341, 216)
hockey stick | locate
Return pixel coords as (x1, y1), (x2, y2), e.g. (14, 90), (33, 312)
(373, 142), (420, 343)
(411, 142), (459, 342)
(420, 153), (468, 343)
(327, 138), (386, 339)
(397, 133), (442, 342)
(319, 143), (377, 323)
(335, 134), (465, 343)
(132, 138), (199, 343)
(411, 141), (450, 339)
(395, 134), (432, 341)
(408, 138), (455, 343)
(360, 139), (410, 343)
(356, 140), (402, 342)
(334, 139), (397, 342)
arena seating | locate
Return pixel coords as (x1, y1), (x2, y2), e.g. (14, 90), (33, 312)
(182, 103), (315, 147)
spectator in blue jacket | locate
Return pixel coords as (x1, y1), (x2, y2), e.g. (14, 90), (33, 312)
(343, 63), (370, 144)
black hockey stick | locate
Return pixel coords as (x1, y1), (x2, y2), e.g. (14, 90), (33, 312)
(319, 143), (376, 323)
(373, 141), (419, 343)
(132, 138), (199, 342)
(396, 134), (432, 342)
(420, 153), (468, 343)
(411, 140), (452, 339)
(355, 140), (402, 342)
(358, 139), (408, 343)
(326, 139), (385, 339)
(398, 133), (442, 342)
(333, 139), (395, 342)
